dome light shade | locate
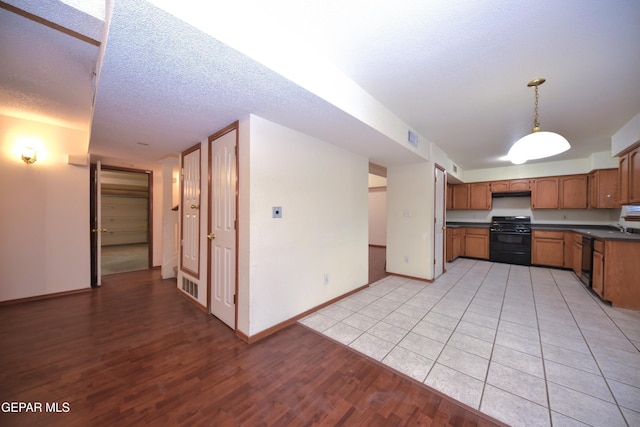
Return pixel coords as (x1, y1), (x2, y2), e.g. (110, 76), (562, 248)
(508, 130), (570, 164)
(507, 78), (570, 165)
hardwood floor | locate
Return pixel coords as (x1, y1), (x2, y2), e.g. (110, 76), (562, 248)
(0, 270), (505, 426)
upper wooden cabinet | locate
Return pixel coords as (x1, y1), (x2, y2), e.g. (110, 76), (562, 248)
(531, 177), (559, 209)
(452, 184), (470, 210)
(589, 169), (619, 208)
(448, 171), (610, 210)
(490, 179), (530, 193)
(559, 175), (588, 209)
(619, 145), (640, 205)
(469, 182), (491, 210)
(531, 175), (588, 209)
(450, 183), (491, 210)
(632, 146), (640, 203)
(618, 146), (640, 205)
(620, 152), (629, 204)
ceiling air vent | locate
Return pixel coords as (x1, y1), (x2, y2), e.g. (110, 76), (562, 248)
(408, 130), (418, 147)
(452, 164), (458, 173)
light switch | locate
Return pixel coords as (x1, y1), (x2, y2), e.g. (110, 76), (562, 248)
(272, 206), (282, 218)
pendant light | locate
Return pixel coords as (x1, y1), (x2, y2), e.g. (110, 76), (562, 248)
(507, 78), (570, 164)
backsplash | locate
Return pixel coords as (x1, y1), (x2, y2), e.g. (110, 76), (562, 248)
(446, 197), (623, 226)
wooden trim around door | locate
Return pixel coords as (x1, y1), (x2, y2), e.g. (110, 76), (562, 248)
(207, 121), (239, 331)
(179, 143), (202, 278)
(101, 165), (154, 271)
(434, 164), (447, 275)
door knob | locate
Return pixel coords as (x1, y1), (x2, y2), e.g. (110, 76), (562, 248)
(191, 204), (200, 210)
(207, 233), (216, 240)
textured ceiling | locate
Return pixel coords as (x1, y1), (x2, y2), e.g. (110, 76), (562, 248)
(2, 0), (640, 171)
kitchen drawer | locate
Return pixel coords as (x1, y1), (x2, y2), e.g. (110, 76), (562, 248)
(594, 240), (604, 253)
(533, 230), (564, 240)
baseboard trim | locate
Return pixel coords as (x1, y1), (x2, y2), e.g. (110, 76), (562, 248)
(0, 287), (92, 306)
(387, 272), (433, 283)
(176, 288), (207, 313)
(243, 283), (370, 344)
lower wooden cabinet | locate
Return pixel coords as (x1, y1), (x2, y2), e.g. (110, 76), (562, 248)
(592, 239), (640, 310)
(571, 233), (583, 275)
(447, 227), (488, 261)
(463, 228), (489, 259)
(592, 240), (604, 298)
(446, 227), (464, 262)
(532, 230), (565, 267)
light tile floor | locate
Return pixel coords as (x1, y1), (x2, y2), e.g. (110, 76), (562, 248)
(300, 258), (640, 427)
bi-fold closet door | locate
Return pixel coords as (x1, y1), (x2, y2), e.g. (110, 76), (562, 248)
(179, 123), (238, 331)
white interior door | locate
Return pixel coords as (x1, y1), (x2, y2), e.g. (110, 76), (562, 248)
(434, 165), (446, 278)
(96, 161), (102, 285)
(181, 146), (201, 277)
(209, 128), (237, 329)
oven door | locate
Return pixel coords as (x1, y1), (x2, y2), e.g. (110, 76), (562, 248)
(490, 231), (532, 266)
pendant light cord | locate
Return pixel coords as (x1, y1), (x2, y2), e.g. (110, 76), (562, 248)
(533, 84), (540, 131)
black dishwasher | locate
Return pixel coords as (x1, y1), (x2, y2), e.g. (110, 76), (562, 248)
(580, 236), (594, 287)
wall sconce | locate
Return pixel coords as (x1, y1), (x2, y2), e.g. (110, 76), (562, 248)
(21, 147), (37, 165)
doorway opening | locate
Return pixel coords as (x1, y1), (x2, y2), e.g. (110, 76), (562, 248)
(368, 163), (388, 284)
(97, 167), (152, 277)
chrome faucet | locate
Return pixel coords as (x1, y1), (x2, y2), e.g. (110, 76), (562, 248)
(615, 224), (627, 233)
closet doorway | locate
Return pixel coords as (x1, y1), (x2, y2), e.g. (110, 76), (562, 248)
(91, 166), (152, 283)
(368, 163), (388, 283)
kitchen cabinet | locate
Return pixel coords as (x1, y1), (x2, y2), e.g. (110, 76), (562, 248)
(592, 239), (640, 310)
(446, 227), (463, 262)
(619, 145), (640, 205)
(571, 233), (582, 275)
(463, 227), (489, 259)
(592, 240), (604, 298)
(510, 179), (531, 191)
(631, 146), (640, 204)
(469, 182), (491, 209)
(490, 180), (509, 193)
(620, 152), (629, 204)
(559, 175), (588, 209)
(531, 177), (559, 209)
(490, 179), (530, 193)
(452, 184), (470, 210)
(563, 232), (573, 269)
(451, 183), (491, 210)
(589, 169), (619, 208)
(446, 184), (453, 210)
(532, 230), (564, 267)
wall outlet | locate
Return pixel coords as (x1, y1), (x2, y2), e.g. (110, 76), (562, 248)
(323, 274), (329, 286)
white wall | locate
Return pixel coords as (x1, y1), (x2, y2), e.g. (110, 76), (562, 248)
(0, 115), (90, 301)
(461, 151), (618, 183)
(159, 155), (179, 278)
(368, 173), (387, 246)
(368, 189), (387, 246)
(386, 161), (433, 280)
(239, 115), (368, 337)
(612, 113), (640, 155)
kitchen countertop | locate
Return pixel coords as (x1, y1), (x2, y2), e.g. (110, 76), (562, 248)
(446, 222), (640, 242)
(535, 226), (640, 242)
